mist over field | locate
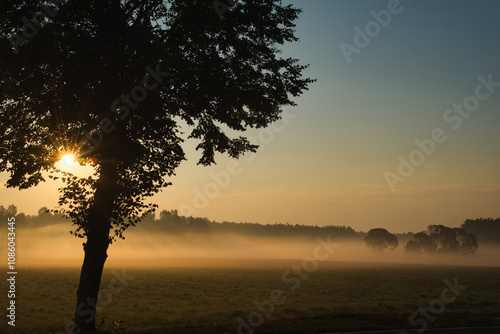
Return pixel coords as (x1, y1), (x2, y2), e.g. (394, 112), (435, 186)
(2, 208), (500, 334)
(3, 218), (500, 269)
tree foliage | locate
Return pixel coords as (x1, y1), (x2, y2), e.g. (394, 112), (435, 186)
(461, 217), (500, 245)
(404, 231), (435, 254)
(364, 228), (398, 252)
(0, 204), (17, 220)
(0, 0), (314, 242)
(405, 225), (478, 256)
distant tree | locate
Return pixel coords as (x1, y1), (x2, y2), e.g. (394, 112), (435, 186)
(427, 225), (458, 252)
(426, 225), (478, 256)
(0, 205), (30, 227)
(0, 204), (17, 219)
(454, 227), (478, 256)
(37, 206), (51, 217)
(364, 228), (398, 252)
(404, 231), (436, 254)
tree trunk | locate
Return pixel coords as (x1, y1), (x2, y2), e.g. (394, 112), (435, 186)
(73, 162), (118, 334)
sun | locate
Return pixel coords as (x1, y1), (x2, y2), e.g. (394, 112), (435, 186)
(61, 154), (75, 166)
(54, 152), (94, 178)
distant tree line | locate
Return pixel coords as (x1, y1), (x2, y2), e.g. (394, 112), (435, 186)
(2, 205), (498, 252)
(1, 205), (358, 240)
(209, 219), (358, 240)
(363, 224), (479, 256)
(0, 205), (67, 228)
(139, 210), (359, 240)
(137, 210), (212, 235)
(405, 225), (478, 256)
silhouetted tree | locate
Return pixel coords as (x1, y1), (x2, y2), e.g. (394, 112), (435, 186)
(426, 225), (478, 256)
(462, 217), (500, 245)
(364, 228), (398, 252)
(427, 225), (458, 253)
(0, 1), (313, 332)
(0, 204), (17, 220)
(454, 227), (478, 256)
(404, 231), (436, 254)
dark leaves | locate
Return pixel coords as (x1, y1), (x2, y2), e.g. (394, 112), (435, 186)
(1, 0), (313, 239)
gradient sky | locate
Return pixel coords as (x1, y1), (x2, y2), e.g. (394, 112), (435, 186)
(1, 0), (500, 233)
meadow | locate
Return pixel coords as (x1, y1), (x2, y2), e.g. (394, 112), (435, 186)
(1, 260), (499, 334)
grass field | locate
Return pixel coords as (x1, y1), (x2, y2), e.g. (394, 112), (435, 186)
(1, 260), (500, 334)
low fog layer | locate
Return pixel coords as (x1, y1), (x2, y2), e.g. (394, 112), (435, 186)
(3, 222), (500, 268)
(2, 206), (499, 268)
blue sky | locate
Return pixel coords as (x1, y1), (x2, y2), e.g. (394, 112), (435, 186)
(1, 0), (500, 233)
